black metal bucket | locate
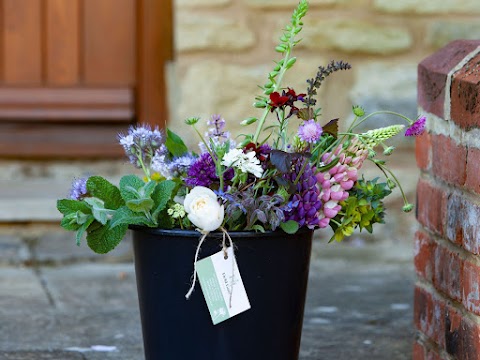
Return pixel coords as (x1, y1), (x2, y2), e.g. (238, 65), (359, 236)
(132, 226), (313, 360)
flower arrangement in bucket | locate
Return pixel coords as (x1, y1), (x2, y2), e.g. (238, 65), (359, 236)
(57, 0), (423, 326)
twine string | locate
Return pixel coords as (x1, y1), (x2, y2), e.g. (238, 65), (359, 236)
(184, 227), (237, 308)
(220, 227), (235, 308)
(185, 230), (209, 300)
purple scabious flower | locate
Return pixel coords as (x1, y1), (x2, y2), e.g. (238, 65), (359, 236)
(298, 119), (323, 143)
(69, 177), (88, 200)
(405, 116), (426, 137)
(283, 159), (322, 229)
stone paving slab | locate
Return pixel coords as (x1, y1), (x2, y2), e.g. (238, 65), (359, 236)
(0, 240), (414, 359)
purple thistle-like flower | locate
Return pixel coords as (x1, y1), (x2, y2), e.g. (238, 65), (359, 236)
(405, 116), (426, 137)
(283, 159), (322, 229)
(298, 119), (323, 143)
(69, 177), (88, 200)
(185, 153), (233, 188)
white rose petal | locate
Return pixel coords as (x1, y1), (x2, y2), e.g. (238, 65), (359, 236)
(184, 186), (224, 232)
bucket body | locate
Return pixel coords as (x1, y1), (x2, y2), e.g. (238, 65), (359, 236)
(132, 227), (313, 360)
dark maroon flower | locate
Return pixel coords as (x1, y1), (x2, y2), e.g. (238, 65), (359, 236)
(269, 88), (307, 119)
(269, 92), (290, 109)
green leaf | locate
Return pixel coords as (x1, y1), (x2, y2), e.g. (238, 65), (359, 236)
(57, 199), (91, 216)
(86, 223), (128, 254)
(75, 216), (94, 246)
(86, 176), (123, 209)
(142, 181), (157, 198)
(166, 128), (188, 157)
(280, 220), (299, 234)
(84, 198), (109, 225)
(60, 213), (82, 231)
(126, 198), (155, 213)
(110, 206), (156, 228)
(152, 180), (176, 218)
(119, 175), (145, 202)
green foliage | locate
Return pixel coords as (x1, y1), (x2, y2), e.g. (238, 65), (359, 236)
(329, 177), (392, 243)
(86, 223), (128, 254)
(57, 176), (178, 254)
(166, 128), (188, 157)
(280, 220), (299, 234)
(86, 176), (123, 209)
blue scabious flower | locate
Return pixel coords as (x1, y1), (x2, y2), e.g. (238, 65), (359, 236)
(69, 177), (88, 200)
(167, 154), (197, 177)
(283, 159), (322, 229)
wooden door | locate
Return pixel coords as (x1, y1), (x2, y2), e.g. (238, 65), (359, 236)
(0, 0), (172, 158)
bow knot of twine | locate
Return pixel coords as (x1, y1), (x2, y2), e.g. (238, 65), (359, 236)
(185, 227), (235, 304)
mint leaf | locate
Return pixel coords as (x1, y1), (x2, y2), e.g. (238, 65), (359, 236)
(86, 223), (128, 254)
(280, 220), (299, 234)
(152, 180), (176, 218)
(110, 206), (156, 228)
(142, 180), (157, 198)
(57, 199), (91, 216)
(166, 129), (188, 157)
(75, 216), (94, 246)
(126, 198), (155, 213)
(119, 175), (145, 202)
(86, 176), (123, 209)
(84, 198), (109, 225)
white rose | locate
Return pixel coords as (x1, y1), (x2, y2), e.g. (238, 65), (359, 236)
(183, 186), (224, 232)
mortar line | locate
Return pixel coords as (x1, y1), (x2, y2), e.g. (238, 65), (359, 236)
(25, 237), (57, 308)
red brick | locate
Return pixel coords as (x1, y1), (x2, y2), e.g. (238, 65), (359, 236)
(414, 286), (446, 348)
(445, 303), (480, 359)
(426, 349), (443, 360)
(433, 243), (463, 302)
(451, 53), (480, 130)
(413, 341), (426, 360)
(466, 147), (480, 194)
(417, 178), (447, 235)
(432, 134), (467, 186)
(414, 230), (434, 282)
(418, 40), (480, 119)
(416, 131), (432, 171)
(446, 193), (465, 246)
(462, 260), (480, 316)
(460, 200), (480, 255)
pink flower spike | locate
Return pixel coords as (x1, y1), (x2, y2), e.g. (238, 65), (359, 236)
(341, 180), (354, 190)
(319, 217), (330, 228)
(405, 116), (426, 136)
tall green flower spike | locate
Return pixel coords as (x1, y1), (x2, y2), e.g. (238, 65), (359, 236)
(360, 124), (405, 149)
(252, 0), (309, 143)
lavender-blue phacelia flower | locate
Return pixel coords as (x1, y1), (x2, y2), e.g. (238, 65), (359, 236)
(283, 159), (322, 229)
(69, 177), (88, 200)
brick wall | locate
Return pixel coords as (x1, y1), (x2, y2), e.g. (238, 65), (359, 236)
(414, 40), (480, 359)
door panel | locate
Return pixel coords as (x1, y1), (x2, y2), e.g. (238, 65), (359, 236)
(3, 0), (42, 84)
(83, 0), (136, 85)
(46, 0), (80, 85)
(0, 0), (172, 158)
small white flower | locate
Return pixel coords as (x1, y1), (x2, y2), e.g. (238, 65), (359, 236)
(183, 186), (224, 232)
(222, 149), (264, 178)
(221, 148), (244, 167)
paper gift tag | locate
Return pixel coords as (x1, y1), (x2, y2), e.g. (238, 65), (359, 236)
(196, 247), (251, 325)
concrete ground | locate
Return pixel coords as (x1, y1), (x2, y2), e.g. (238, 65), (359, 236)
(0, 229), (415, 360)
